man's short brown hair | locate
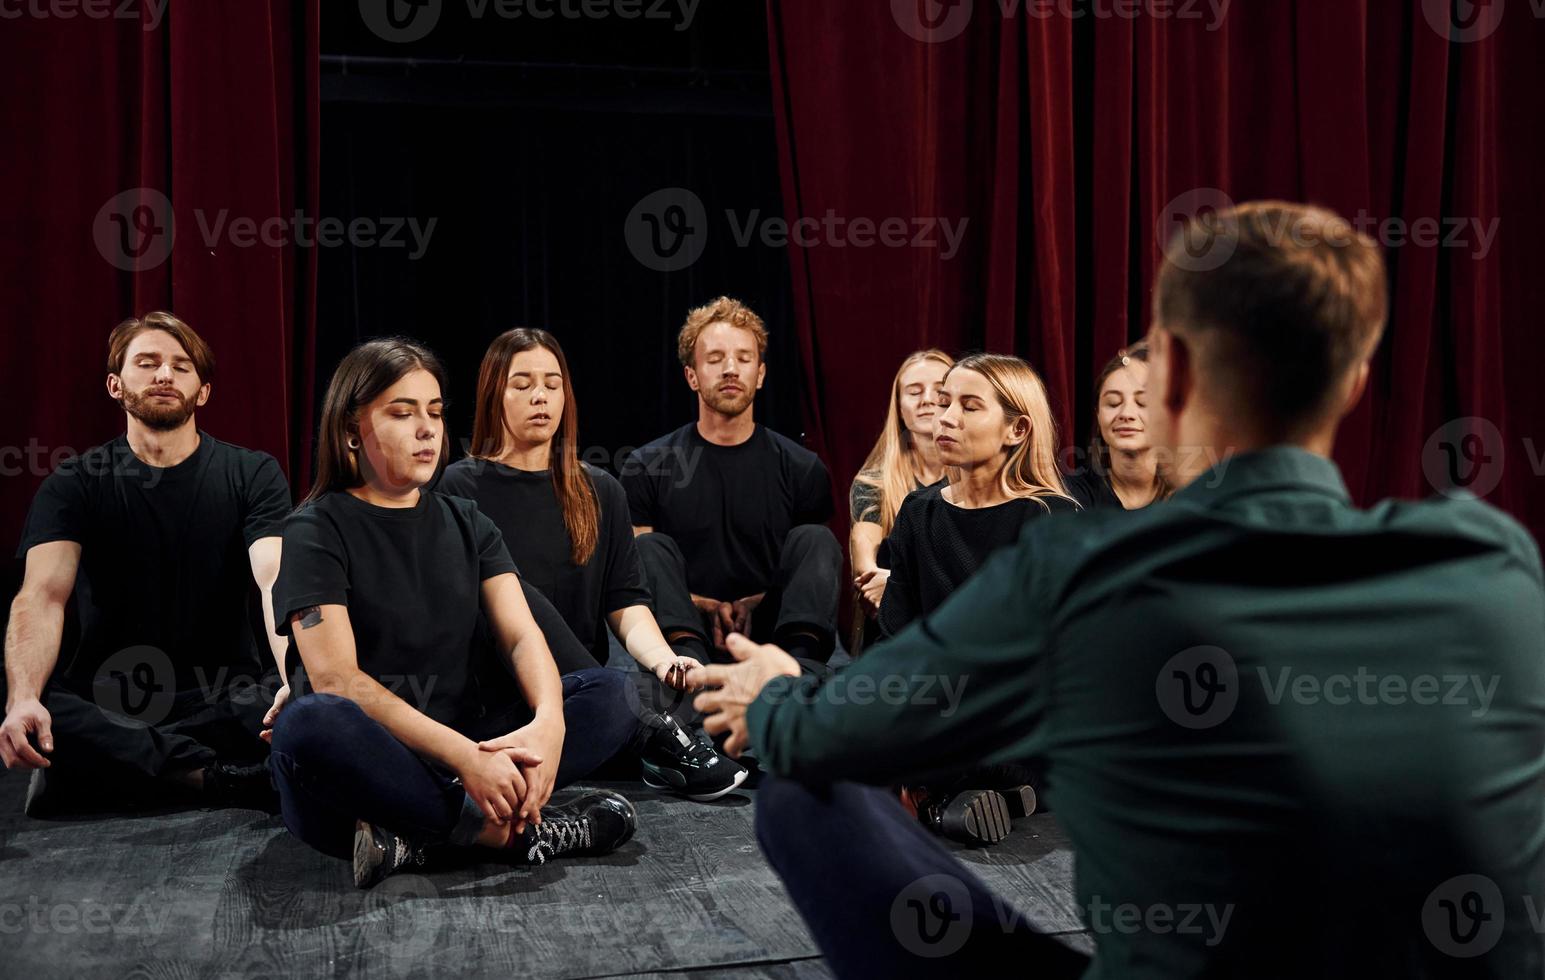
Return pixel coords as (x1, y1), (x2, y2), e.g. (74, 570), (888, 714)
(677, 297), (769, 367)
(107, 312), (216, 384)
(1154, 201), (1387, 439)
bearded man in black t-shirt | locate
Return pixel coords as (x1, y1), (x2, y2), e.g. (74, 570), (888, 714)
(620, 297), (841, 669)
(1, 313), (292, 815)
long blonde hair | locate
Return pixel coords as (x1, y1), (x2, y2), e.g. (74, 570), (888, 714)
(946, 353), (1075, 509)
(852, 349), (955, 535)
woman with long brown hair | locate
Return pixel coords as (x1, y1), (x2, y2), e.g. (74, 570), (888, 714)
(878, 353), (1077, 847)
(1065, 341), (1171, 509)
(266, 338), (639, 889)
(437, 328), (746, 802)
(847, 350), (953, 648)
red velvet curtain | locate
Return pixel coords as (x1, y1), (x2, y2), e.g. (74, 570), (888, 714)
(767, 1), (1545, 544)
(0, 1), (319, 551)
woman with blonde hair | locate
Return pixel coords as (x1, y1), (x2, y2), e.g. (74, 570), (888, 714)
(847, 350), (953, 649)
(879, 353), (1077, 846)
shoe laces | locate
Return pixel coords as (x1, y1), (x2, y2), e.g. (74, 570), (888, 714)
(391, 835), (425, 869)
(534, 814), (592, 856)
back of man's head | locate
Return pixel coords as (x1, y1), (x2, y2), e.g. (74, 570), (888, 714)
(1154, 201), (1388, 443)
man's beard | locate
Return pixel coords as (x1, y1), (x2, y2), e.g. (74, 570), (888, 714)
(122, 386), (194, 431)
(702, 383), (755, 417)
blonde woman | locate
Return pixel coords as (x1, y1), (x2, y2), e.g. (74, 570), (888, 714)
(878, 353), (1076, 637)
(879, 353), (1076, 846)
(847, 350), (953, 648)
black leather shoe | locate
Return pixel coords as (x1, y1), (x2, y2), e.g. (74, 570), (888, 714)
(202, 761), (280, 812)
(354, 819), (425, 889)
(520, 790), (637, 865)
(638, 713), (748, 802)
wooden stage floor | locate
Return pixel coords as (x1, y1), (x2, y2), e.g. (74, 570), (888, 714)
(0, 666), (1090, 978)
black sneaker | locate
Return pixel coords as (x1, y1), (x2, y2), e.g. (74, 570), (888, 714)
(1003, 784), (1038, 819)
(202, 761), (280, 812)
(522, 790), (637, 866)
(638, 714), (748, 802)
(922, 788), (1012, 846)
(353, 819), (425, 889)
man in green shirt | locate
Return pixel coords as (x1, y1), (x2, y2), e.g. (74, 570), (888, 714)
(688, 201), (1545, 978)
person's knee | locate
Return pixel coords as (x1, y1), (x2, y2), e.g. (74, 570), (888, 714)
(783, 524), (841, 567)
(634, 530), (683, 562)
(755, 774), (830, 856)
(269, 693), (363, 762)
(565, 668), (638, 746)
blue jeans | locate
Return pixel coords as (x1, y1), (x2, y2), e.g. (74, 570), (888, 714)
(755, 776), (1091, 979)
(268, 669), (637, 858)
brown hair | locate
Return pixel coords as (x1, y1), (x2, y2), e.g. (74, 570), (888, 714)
(470, 328), (600, 566)
(1086, 341), (1172, 503)
(107, 312), (215, 383)
(945, 353), (1075, 508)
(1154, 201), (1388, 440)
(852, 349), (955, 535)
(304, 338), (448, 506)
(677, 296), (769, 367)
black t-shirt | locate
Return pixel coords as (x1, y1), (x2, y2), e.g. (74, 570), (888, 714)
(16, 432), (291, 691)
(849, 472), (949, 570)
(621, 423), (833, 600)
(1064, 467), (1123, 511)
(878, 486), (1077, 636)
(272, 490), (517, 731)
(436, 459), (650, 664)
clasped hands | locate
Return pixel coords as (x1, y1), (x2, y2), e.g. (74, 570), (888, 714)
(692, 592), (766, 651)
(459, 716), (565, 835)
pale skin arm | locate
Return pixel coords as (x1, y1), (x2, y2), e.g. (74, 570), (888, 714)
(0, 541), (80, 769)
(607, 604), (702, 689)
(477, 572), (567, 827)
(287, 602), (541, 829)
(850, 521), (883, 576)
(849, 521), (889, 616)
(247, 536), (288, 684)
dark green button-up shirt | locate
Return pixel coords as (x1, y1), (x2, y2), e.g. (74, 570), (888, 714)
(749, 447), (1545, 977)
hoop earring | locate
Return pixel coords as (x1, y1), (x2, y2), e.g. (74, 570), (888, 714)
(346, 437), (360, 451)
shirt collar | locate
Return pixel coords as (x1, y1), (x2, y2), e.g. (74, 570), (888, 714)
(1170, 445), (1352, 509)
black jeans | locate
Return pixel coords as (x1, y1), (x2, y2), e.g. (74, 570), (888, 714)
(40, 672), (273, 792)
(635, 524), (842, 663)
(755, 776), (1090, 979)
(268, 668), (637, 859)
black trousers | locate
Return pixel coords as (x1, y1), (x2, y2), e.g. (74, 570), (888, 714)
(757, 776), (1089, 979)
(635, 525), (842, 664)
(42, 672), (273, 794)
